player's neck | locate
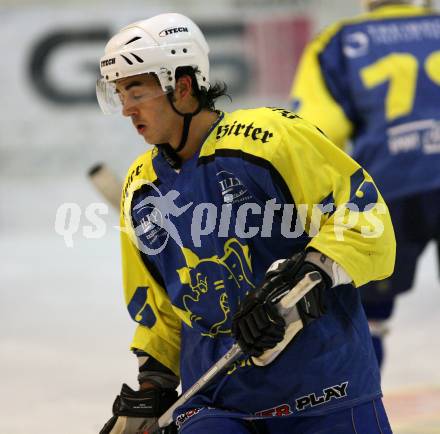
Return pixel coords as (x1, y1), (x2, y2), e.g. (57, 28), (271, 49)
(174, 110), (219, 162)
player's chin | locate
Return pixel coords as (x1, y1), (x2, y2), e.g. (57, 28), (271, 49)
(137, 127), (153, 143)
(143, 133), (160, 147)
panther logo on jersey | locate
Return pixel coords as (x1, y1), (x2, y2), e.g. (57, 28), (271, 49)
(176, 238), (255, 337)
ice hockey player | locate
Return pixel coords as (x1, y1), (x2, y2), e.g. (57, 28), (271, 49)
(98, 12), (395, 433)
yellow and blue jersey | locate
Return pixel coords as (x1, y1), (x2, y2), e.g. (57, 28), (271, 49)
(120, 108), (395, 419)
(291, 5), (440, 201)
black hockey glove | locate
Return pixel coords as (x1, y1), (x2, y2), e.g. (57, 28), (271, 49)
(232, 251), (330, 360)
(100, 383), (178, 434)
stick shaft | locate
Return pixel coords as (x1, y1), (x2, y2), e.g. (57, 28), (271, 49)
(148, 272), (322, 432)
(88, 163), (122, 210)
(158, 343), (243, 428)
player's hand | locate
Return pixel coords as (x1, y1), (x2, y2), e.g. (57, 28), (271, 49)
(99, 383), (178, 434)
(232, 251), (330, 360)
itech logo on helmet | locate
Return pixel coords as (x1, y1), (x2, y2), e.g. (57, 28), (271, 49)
(100, 58), (116, 67)
(159, 27), (189, 37)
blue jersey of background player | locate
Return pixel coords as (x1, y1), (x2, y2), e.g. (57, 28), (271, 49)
(291, 0), (440, 368)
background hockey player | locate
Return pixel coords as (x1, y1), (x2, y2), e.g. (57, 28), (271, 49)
(97, 13), (396, 433)
(290, 0), (440, 368)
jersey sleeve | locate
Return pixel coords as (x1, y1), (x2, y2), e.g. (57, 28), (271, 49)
(120, 153), (181, 375)
(290, 23), (353, 150)
(254, 112), (395, 288)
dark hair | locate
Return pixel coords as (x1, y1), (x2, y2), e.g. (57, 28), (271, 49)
(175, 66), (230, 110)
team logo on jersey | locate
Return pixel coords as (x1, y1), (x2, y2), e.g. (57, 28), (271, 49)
(295, 381), (348, 411)
(343, 32), (369, 58)
(138, 204), (166, 244)
(176, 238), (255, 337)
(216, 170), (253, 205)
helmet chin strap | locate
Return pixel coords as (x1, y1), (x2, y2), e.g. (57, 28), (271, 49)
(156, 94), (203, 169)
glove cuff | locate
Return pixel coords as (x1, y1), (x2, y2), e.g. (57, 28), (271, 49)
(112, 383), (178, 418)
(305, 251), (352, 287)
(135, 351), (180, 389)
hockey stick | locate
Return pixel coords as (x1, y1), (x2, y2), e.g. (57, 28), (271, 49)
(140, 271), (322, 434)
(88, 163), (122, 210)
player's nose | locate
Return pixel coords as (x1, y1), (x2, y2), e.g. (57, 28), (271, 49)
(122, 101), (138, 117)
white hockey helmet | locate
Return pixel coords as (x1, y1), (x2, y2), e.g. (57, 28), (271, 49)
(362, 0), (432, 10)
(97, 13), (210, 114)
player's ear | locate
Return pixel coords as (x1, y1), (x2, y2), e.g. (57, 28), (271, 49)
(175, 75), (193, 100)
